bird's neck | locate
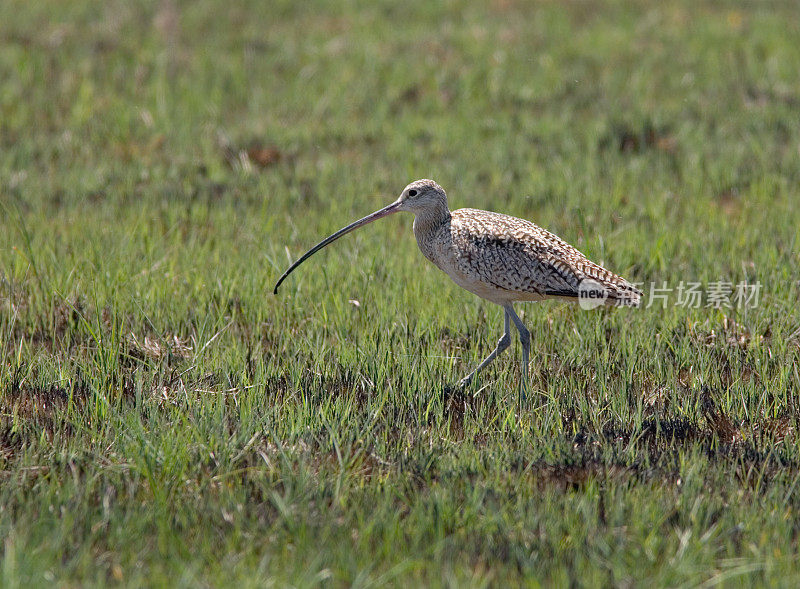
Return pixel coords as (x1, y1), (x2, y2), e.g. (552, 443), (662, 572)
(412, 204), (451, 237)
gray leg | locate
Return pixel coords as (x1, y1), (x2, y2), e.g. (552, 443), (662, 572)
(458, 308), (511, 388)
(505, 304), (530, 397)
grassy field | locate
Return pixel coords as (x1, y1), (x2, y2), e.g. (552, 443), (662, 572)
(2, 0), (800, 585)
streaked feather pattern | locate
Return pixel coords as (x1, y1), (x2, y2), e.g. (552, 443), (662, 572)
(414, 201), (641, 307)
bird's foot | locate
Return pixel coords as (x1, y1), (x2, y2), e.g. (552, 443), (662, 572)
(456, 374), (474, 390)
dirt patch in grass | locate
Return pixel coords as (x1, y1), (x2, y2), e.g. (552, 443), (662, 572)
(561, 388), (798, 492)
(264, 368), (377, 411)
(218, 132), (284, 172)
(0, 378), (91, 463)
(126, 332), (193, 363)
(600, 121), (677, 155)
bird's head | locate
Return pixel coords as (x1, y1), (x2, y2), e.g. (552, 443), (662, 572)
(396, 179), (448, 213)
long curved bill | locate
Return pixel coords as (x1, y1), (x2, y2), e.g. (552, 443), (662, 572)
(273, 200), (402, 294)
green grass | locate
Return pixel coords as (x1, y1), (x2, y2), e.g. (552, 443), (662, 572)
(2, 0), (800, 586)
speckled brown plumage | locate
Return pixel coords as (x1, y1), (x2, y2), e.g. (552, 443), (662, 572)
(409, 180), (641, 307)
(273, 178), (641, 392)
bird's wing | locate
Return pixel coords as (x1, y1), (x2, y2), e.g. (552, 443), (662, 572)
(451, 209), (641, 305)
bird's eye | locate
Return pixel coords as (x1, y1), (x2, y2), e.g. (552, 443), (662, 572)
(408, 189), (417, 197)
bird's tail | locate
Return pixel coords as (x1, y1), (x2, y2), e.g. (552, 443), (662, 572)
(604, 282), (643, 308)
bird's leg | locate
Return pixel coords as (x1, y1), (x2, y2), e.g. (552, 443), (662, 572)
(505, 304), (530, 400)
(458, 308), (511, 388)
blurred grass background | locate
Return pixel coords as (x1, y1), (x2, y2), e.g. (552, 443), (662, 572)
(2, 0), (800, 586)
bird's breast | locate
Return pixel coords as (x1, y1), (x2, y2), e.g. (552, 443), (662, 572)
(413, 221), (513, 303)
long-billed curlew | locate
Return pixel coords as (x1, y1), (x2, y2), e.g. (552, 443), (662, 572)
(274, 179), (641, 391)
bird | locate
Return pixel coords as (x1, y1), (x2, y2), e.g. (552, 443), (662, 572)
(274, 179), (641, 393)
